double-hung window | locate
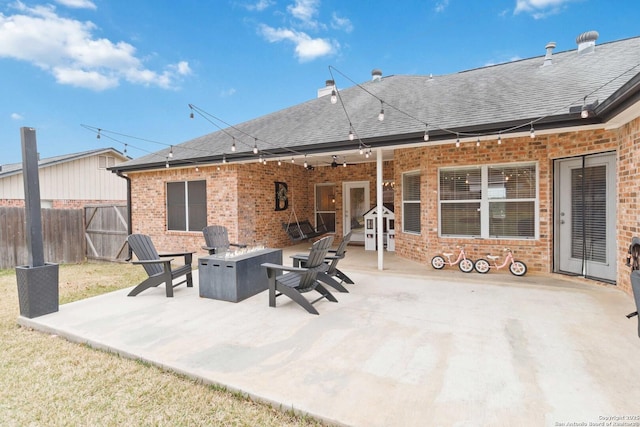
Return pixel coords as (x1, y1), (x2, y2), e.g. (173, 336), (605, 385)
(438, 163), (537, 239)
(166, 180), (207, 231)
(402, 171), (421, 234)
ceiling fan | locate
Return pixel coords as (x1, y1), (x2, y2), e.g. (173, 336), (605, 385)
(330, 155), (356, 168)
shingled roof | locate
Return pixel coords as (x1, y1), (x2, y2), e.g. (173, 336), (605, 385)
(113, 34), (640, 172)
(0, 148), (127, 178)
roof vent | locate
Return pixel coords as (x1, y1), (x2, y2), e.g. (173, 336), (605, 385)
(371, 69), (382, 82)
(542, 41), (556, 66)
(576, 30), (598, 54)
(317, 79), (336, 98)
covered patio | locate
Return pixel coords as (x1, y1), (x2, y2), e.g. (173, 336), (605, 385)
(19, 245), (640, 426)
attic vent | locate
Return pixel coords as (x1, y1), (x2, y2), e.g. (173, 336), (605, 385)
(371, 69), (382, 81)
(542, 41), (556, 66)
(576, 30), (599, 54)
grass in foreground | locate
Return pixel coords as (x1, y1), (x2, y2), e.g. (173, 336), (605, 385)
(0, 263), (324, 426)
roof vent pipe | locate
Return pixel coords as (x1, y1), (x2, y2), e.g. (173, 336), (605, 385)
(371, 69), (382, 81)
(576, 30), (599, 54)
(543, 41), (556, 66)
(317, 79), (336, 98)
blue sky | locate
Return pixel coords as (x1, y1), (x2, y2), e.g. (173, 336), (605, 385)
(0, 0), (637, 165)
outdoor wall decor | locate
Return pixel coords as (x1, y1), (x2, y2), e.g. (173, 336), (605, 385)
(275, 181), (288, 211)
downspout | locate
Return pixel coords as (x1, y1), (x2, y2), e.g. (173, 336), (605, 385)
(116, 171), (133, 260)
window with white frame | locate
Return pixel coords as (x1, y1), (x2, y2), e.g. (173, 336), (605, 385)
(438, 163), (537, 239)
(166, 180), (207, 231)
(402, 171), (421, 234)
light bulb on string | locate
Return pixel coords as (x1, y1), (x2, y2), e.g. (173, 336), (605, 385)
(253, 138), (258, 154)
(278, 159), (282, 166)
(348, 127), (354, 141)
(123, 143), (127, 154)
(169, 145), (173, 158)
(231, 138), (236, 152)
(195, 164), (199, 172)
(359, 145), (364, 155)
(165, 158), (169, 168)
(303, 155), (308, 168)
(378, 101), (385, 121)
(222, 154), (227, 164)
(455, 134), (460, 148)
(423, 126), (429, 141)
(343, 159), (347, 167)
(189, 106), (194, 119)
(96, 129), (101, 139)
(476, 137), (480, 147)
(530, 124), (536, 139)
(291, 157), (295, 164)
(330, 90), (337, 104)
(498, 134), (502, 145)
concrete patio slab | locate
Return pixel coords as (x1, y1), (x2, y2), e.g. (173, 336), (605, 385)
(18, 246), (640, 426)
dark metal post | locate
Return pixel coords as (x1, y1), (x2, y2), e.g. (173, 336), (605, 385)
(15, 127), (59, 318)
(21, 127), (45, 267)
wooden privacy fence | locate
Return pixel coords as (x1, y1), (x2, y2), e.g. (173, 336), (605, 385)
(0, 207), (85, 269)
(84, 204), (129, 262)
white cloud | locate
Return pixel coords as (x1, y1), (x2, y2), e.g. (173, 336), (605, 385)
(0, 2), (190, 91)
(287, 0), (319, 23)
(10, 113), (24, 120)
(331, 12), (353, 33)
(55, 0), (96, 9)
(259, 24), (335, 62)
(220, 88), (236, 97)
(244, 0), (273, 12)
(514, 0), (574, 18)
(435, 0), (450, 13)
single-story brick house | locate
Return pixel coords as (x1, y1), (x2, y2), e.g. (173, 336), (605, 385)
(111, 31), (640, 297)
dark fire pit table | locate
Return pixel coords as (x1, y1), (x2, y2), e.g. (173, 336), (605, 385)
(198, 248), (282, 302)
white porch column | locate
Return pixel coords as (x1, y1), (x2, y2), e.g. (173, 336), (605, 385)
(376, 147), (384, 270)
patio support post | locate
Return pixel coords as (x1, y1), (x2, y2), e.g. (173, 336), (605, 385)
(15, 127), (59, 318)
(377, 147), (384, 270)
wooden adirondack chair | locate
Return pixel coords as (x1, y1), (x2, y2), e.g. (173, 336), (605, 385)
(262, 235), (337, 315)
(202, 225), (247, 255)
(127, 234), (194, 297)
(291, 231), (354, 293)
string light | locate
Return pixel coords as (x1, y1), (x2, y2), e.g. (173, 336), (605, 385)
(423, 125), (429, 142)
(359, 144), (364, 155)
(498, 134), (502, 145)
(530, 124), (536, 139)
(330, 89), (337, 104)
(123, 143), (127, 154)
(343, 159), (347, 167)
(222, 154), (227, 164)
(291, 157), (295, 164)
(189, 106), (194, 119)
(195, 164), (199, 172)
(231, 138), (236, 152)
(476, 137), (480, 147)
(348, 126), (354, 141)
(378, 101), (385, 121)
(168, 145), (174, 158)
(455, 134), (460, 148)
(278, 159), (282, 166)
(96, 129), (101, 139)
(165, 157), (169, 168)
(303, 155), (308, 168)
(253, 138), (258, 154)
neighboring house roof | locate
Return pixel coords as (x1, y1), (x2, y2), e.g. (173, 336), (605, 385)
(113, 34), (640, 172)
(0, 148), (129, 179)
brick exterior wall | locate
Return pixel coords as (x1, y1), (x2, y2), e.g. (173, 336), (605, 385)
(127, 120), (640, 297)
(393, 126), (624, 288)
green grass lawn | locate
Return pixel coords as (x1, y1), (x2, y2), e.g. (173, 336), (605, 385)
(0, 263), (324, 426)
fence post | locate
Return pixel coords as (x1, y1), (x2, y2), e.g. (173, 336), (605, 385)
(15, 127), (59, 318)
